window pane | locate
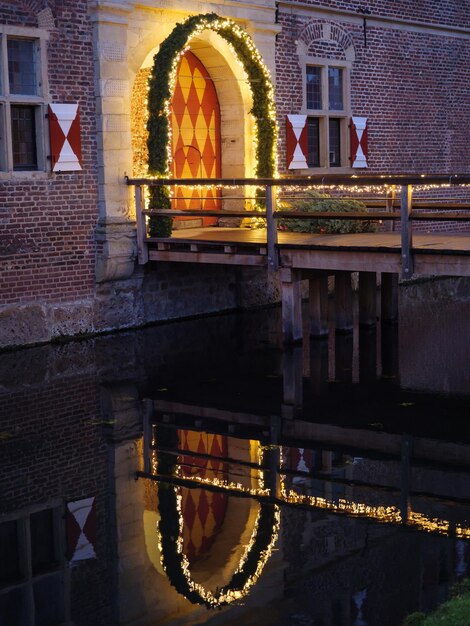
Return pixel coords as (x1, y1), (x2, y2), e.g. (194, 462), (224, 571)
(0, 521), (21, 585)
(306, 66), (322, 110)
(34, 574), (64, 626)
(0, 588), (29, 626)
(7, 38), (37, 95)
(0, 105), (6, 170)
(11, 105), (37, 170)
(328, 67), (343, 110)
(31, 509), (56, 575)
(329, 118), (341, 167)
(307, 117), (320, 167)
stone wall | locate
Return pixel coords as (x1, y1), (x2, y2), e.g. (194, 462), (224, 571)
(399, 276), (470, 394)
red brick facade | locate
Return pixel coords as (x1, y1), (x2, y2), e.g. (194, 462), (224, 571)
(0, 0), (98, 306)
(276, 2), (470, 175)
(0, 1), (469, 348)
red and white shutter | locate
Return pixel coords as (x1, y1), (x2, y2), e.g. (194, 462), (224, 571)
(286, 115), (308, 169)
(48, 103), (83, 172)
(350, 116), (368, 168)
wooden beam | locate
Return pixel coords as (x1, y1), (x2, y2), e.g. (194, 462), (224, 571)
(335, 272), (353, 332)
(282, 346), (303, 419)
(381, 272), (398, 322)
(359, 271), (377, 326)
(148, 250), (266, 266)
(127, 174), (470, 187)
(308, 271), (329, 337)
(281, 268), (303, 344)
(280, 249), (402, 274)
(266, 184), (279, 270)
(135, 185), (149, 264)
(401, 184), (414, 279)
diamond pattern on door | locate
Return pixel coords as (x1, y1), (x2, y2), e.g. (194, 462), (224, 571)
(178, 430), (228, 563)
(171, 51), (221, 225)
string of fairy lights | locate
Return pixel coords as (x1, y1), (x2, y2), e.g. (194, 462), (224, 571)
(146, 13), (278, 181)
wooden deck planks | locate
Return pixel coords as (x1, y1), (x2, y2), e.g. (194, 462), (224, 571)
(145, 227), (470, 275)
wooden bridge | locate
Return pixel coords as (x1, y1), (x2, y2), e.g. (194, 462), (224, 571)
(127, 174), (470, 341)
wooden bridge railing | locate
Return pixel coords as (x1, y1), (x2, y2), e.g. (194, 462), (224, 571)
(126, 174), (470, 278)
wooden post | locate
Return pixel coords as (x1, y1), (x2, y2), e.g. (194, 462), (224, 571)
(359, 271), (377, 326)
(309, 271), (329, 337)
(309, 338), (329, 394)
(282, 346), (303, 419)
(281, 267), (303, 343)
(381, 272), (398, 322)
(135, 184), (149, 264)
(334, 271), (353, 332)
(265, 184), (278, 270)
(401, 184), (413, 279)
(335, 333), (353, 382)
(385, 185), (396, 232)
(400, 435), (413, 524)
(359, 327), (377, 382)
(268, 415), (281, 498)
(142, 399), (153, 474)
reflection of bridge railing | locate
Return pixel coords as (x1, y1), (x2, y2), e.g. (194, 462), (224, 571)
(127, 174), (470, 278)
(138, 431), (470, 540)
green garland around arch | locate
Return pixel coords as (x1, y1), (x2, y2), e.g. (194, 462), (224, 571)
(146, 12), (278, 236)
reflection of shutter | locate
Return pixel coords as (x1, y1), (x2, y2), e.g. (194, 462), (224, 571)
(66, 497), (97, 562)
(48, 103), (83, 172)
(286, 115), (308, 169)
(350, 116), (368, 168)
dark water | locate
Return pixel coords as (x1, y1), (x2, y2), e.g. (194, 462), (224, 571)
(0, 295), (469, 626)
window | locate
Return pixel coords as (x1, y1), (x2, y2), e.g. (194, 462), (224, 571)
(304, 60), (350, 169)
(0, 27), (48, 173)
(0, 507), (68, 626)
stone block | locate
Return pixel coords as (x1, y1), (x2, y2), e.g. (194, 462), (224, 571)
(50, 300), (94, 339)
(0, 304), (49, 348)
(0, 344), (50, 390)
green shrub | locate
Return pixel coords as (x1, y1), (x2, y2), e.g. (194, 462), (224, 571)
(402, 612), (426, 626)
(278, 191), (377, 234)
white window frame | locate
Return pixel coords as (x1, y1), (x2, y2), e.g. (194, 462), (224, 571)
(0, 25), (50, 178)
(299, 55), (352, 172)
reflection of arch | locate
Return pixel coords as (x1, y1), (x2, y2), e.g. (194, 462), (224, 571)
(153, 426), (280, 607)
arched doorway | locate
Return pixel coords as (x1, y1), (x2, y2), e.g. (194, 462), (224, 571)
(171, 51), (220, 227)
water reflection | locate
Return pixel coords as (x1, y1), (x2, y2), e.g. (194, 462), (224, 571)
(0, 299), (469, 625)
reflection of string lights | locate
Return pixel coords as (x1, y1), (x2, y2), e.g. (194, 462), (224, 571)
(149, 435), (470, 609)
(279, 479), (470, 538)
(154, 438), (280, 608)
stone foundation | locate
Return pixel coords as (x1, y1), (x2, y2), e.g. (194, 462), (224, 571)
(399, 276), (470, 394)
(0, 264), (280, 349)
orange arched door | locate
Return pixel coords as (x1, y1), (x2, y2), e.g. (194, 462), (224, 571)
(171, 51), (221, 226)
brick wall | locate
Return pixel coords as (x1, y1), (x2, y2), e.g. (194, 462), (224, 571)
(276, 4), (470, 176)
(0, 375), (113, 625)
(0, 0), (98, 307)
(284, 0), (470, 29)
